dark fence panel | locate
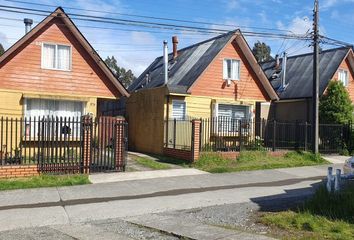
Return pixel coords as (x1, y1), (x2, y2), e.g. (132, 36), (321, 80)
(90, 117), (128, 173)
(164, 119), (192, 150)
(164, 117), (350, 154)
(0, 116), (83, 174)
(0, 116), (128, 174)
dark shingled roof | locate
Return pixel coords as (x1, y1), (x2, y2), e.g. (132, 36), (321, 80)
(260, 47), (352, 100)
(129, 30), (237, 93)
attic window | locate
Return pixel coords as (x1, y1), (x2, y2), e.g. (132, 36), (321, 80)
(42, 43), (71, 71)
(223, 59), (240, 80)
(338, 69), (349, 87)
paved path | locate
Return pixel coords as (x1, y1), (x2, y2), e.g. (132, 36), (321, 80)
(127, 213), (275, 240)
(90, 168), (208, 183)
(322, 154), (349, 164)
(0, 164), (340, 239)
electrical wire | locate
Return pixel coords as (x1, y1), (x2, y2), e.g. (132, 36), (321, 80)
(3, 0), (292, 33)
(0, 5), (312, 40)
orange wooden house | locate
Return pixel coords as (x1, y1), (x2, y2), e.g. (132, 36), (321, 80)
(126, 30), (279, 154)
(0, 7), (129, 120)
(261, 47), (354, 122)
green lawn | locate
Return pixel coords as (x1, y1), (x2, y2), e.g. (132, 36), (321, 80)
(260, 182), (354, 240)
(0, 174), (91, 191)
(193, 151), (329, 173)
(135, 157), (172, 170)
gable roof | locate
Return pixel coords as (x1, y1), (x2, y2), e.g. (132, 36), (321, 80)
(129, 30), (278, 100)
(260, 47), (354, 100)
(0, 7), (129, 98)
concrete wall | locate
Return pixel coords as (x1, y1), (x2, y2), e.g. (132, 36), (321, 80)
(126, 87), (167, 154)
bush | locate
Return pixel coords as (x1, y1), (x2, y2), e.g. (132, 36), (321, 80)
(320, 80), (353, 124)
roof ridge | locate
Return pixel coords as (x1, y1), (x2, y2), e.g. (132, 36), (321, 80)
(153, 29), (239, 61)
(260, 46), (351, 64)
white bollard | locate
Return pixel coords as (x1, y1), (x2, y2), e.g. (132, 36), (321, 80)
(327, 167), (333, 192)
(334, 169), (341, 192)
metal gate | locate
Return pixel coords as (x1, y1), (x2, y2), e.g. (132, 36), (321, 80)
(90, 117), (128, 173)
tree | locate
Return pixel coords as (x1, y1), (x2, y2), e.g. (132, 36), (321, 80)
(0, 43), (4, 56)
(104, 56), (136, 88)
(319, 80), (353, 124)
(252, 41), (273, 62)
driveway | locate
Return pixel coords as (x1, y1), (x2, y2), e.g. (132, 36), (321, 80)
(0, 163), (340, 239)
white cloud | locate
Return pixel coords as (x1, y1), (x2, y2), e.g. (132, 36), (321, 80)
(287, 16), (312, 35)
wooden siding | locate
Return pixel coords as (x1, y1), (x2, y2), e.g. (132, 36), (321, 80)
(168, 95), (257, 120)
(0, 18), (120, 98)
(189, 40), (270, 101)
(126, 87), (167, 154)
(333, 57), (354, 101)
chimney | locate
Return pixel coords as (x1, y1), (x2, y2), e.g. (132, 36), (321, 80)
(275, 54), (280, 70)
(163, 40), (169, 85)
(281, 52), (288, 89)
(24, 18), (33, 34)
(172, 36), (179, 60)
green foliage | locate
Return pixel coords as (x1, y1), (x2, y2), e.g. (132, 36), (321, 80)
(0, 43), (4, 56)
(261, 211), (354, 240)
(0, 174), (90, 191)
(261, 182), (354, 239)
(135, 157), (171, 170)
(252, 41), (273, 62)
(193, 151), (328, 173)
(320, 81), (353, 124)
(303, 183), (354, 223)
(105, 56), (136, 87)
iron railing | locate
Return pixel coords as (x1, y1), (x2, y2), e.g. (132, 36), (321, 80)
(164, 117), (351, 154)
(0, 116), (128, 174)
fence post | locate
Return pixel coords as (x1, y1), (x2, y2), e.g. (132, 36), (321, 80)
(191, 119), (201, 162)
(82, 116), (92, 174)
(304, 122), (308, 151)
(115, 117), (126, 171)
(272, 120), (276, 152)
(173, 118), (177, 149)
(295, 120), (299, 150)
(238, 119), (242, 151)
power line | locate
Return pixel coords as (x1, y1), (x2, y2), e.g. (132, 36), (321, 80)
(0, 4), (312, 40)
(4, 0), (292, 33)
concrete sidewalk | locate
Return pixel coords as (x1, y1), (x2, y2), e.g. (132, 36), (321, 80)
(89, 168), (208, 184)
(0, 164), (337, 232)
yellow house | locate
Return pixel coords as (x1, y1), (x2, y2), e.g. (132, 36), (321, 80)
(0, 7), (128, 120)
(0, 8), (128, 162)
(126, 30), (278, 155)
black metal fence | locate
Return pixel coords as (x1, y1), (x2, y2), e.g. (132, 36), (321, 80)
(0, 116), (128, 174)
(164, 119), (192, 150)
(164, 117), (351, 154)
(90, 117), (128, 173)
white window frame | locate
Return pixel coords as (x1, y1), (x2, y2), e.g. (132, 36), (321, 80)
(41, 42), (72, 71)
(213, 103), (251, 133)
(338, 69), (349, 87)
(223, 59), (240, 80)
(171, 100), (186, 120)
(23, 98), (86, 139)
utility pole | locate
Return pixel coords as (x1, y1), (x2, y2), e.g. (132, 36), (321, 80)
(312, 0), (320, 154)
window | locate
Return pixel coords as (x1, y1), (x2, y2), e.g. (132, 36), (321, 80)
(215, 104), (250, 132)
(338, 69), (349, 87)
(24, 99), (84, 137)
(223, 59), (240, 80)
(42, 43), (71, 70)
(172, 100), (186, 120)
(25, 99), (83, 118)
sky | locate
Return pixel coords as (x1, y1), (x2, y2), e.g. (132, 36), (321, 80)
(0, 0), (353, 77)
